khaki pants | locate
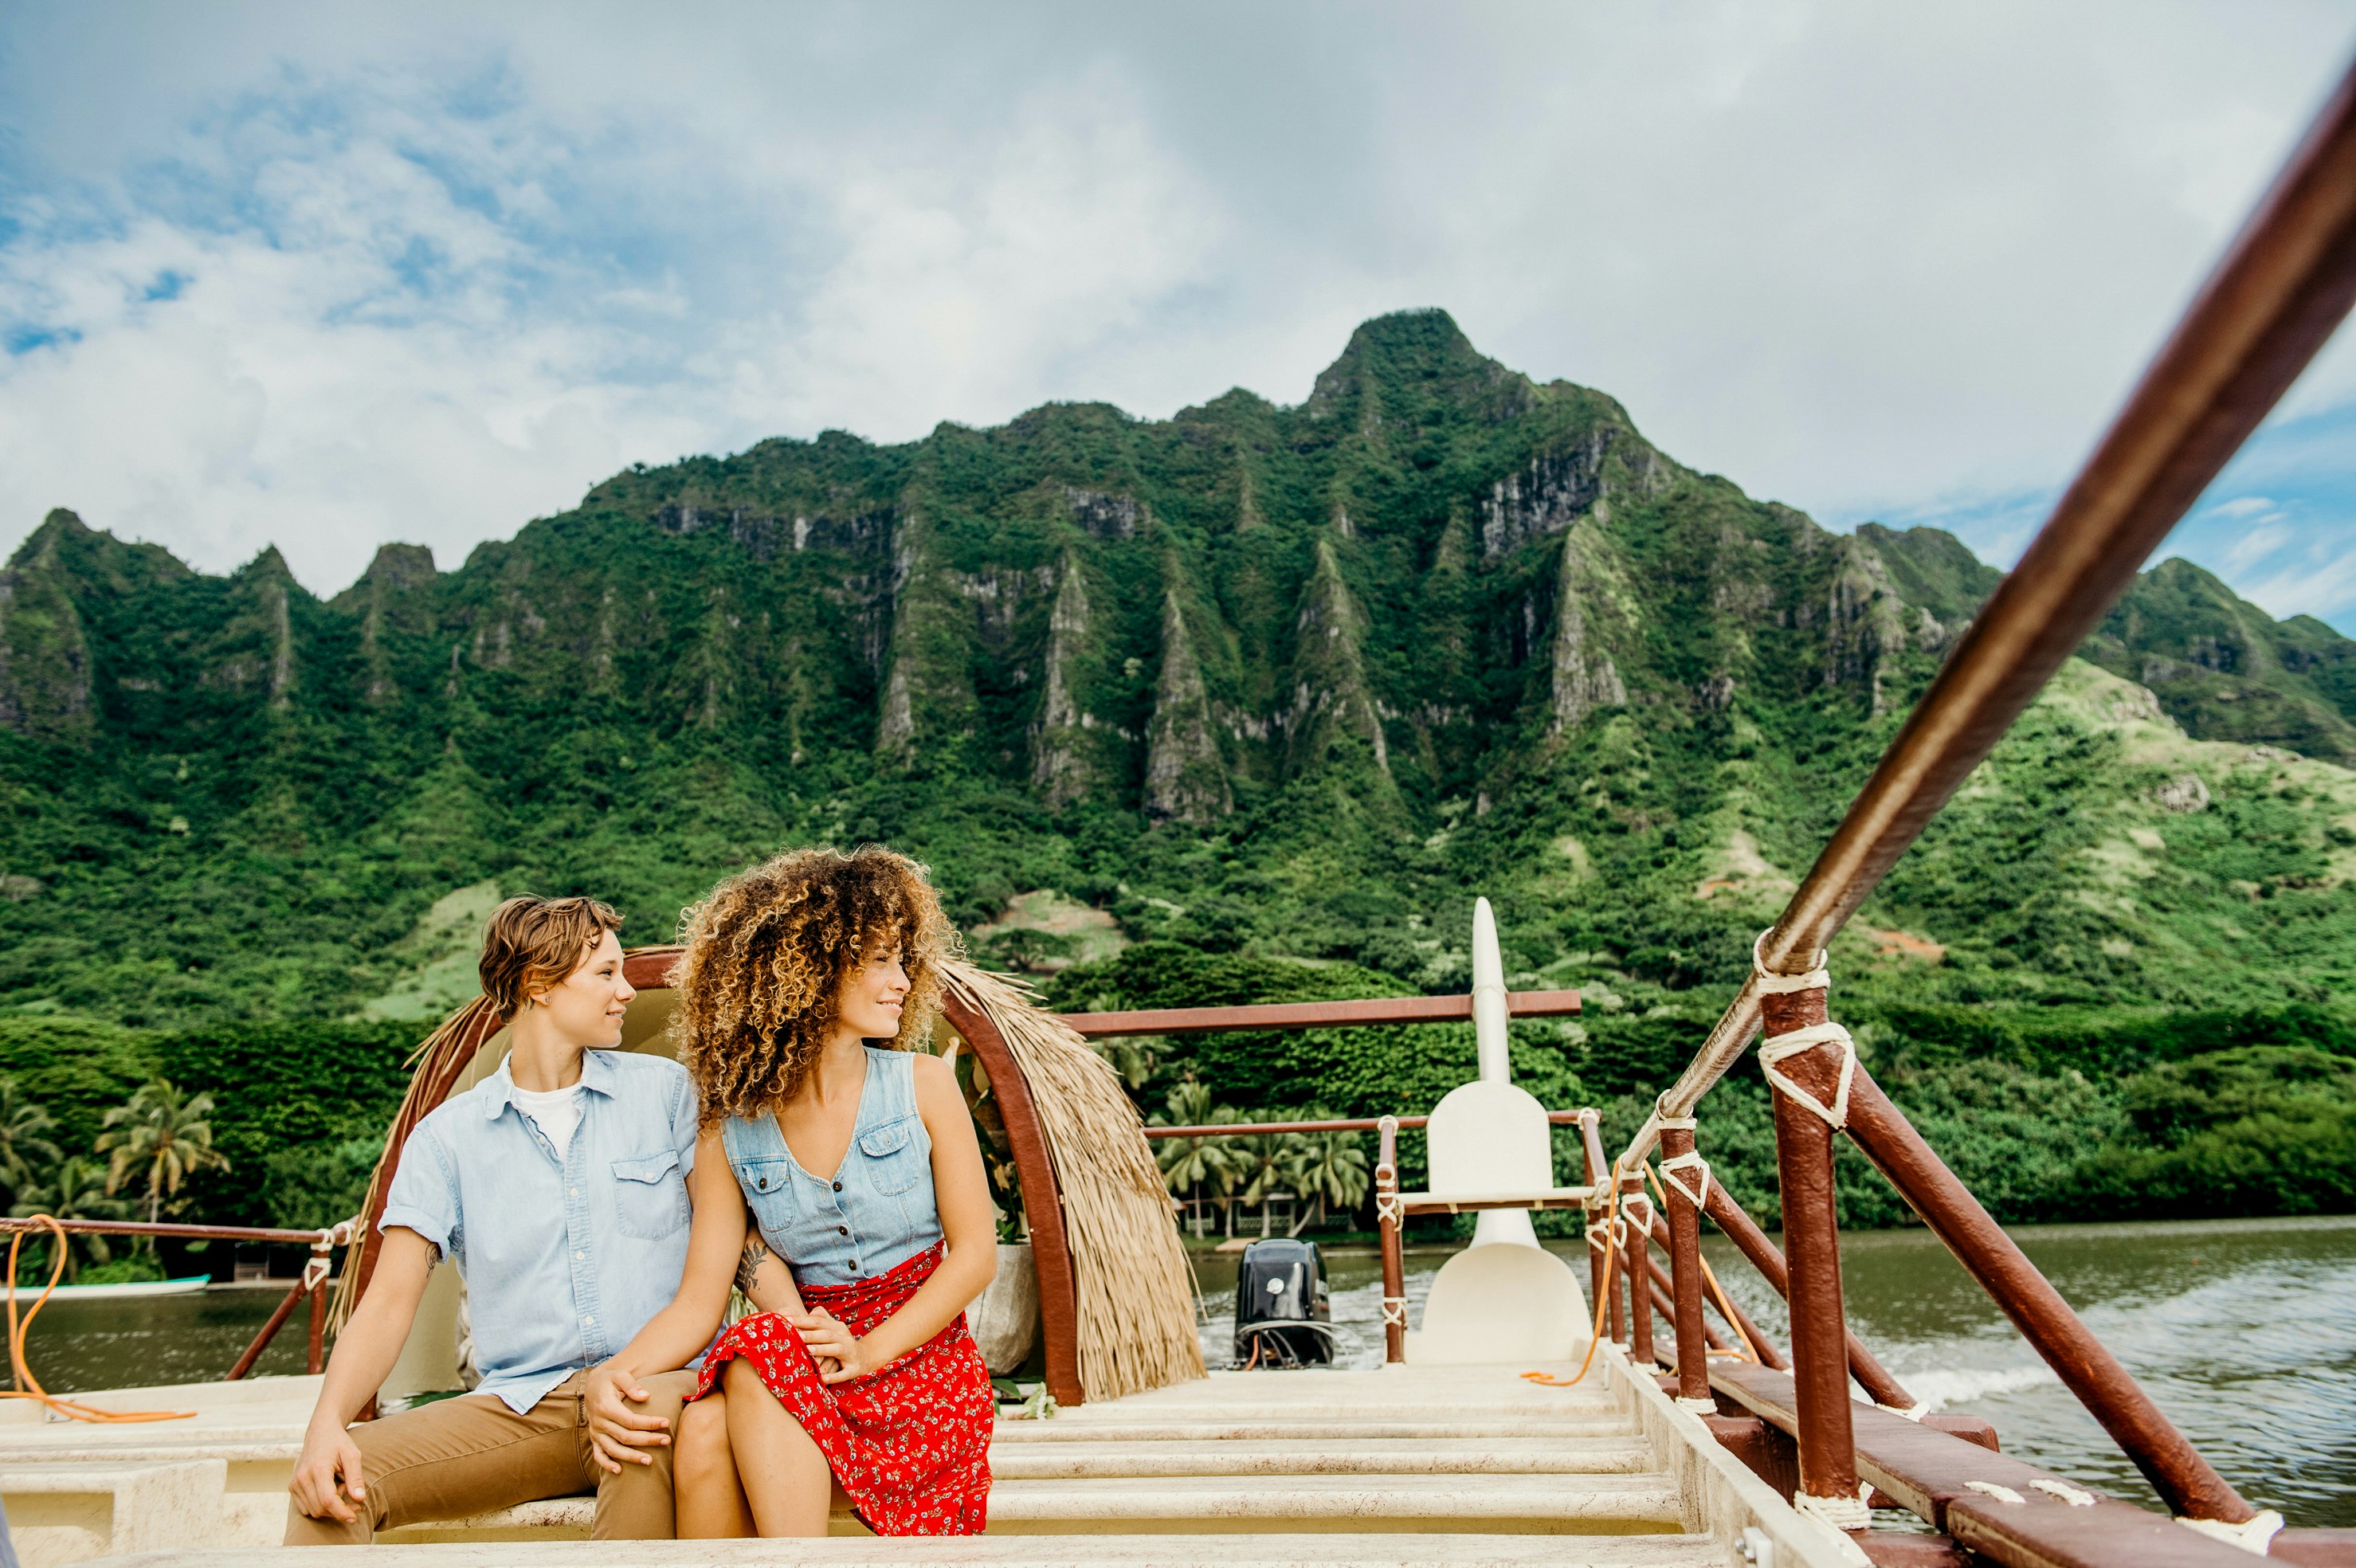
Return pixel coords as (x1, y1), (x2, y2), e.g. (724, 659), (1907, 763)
(283, 1369), (699, 1544)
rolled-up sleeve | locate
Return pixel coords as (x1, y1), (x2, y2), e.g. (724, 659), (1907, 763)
(378, 1123), (460, 1258)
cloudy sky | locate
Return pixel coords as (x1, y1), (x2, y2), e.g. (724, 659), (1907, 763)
(4, 2), (2355, 633)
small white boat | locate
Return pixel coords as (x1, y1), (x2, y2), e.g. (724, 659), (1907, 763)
(20, 1275), (212, 1301)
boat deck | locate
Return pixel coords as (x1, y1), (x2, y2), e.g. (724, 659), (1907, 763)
(0, 1354), (1846, 1566)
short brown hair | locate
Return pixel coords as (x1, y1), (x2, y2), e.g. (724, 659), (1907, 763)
(480, 895), (624, 1019)
(672, 846), (956, 1125)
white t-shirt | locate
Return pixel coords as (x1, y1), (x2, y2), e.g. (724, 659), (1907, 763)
(510, 1083), (586, 1160)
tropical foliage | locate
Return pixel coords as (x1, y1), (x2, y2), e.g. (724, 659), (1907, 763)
(0, 310), (2350, 1233)
(96, 1079), (230, 1225)
(1152, 1083), (1371, 1238)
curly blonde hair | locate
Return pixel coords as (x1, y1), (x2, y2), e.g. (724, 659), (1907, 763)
(673, 845), (958, 1125)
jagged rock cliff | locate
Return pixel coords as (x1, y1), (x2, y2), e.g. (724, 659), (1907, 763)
(3, 312), (2352, 1025)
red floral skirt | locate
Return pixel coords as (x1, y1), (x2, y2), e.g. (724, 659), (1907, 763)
(688, 1242), (994, 1535)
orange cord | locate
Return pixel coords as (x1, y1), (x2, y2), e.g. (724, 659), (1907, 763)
(4, 1217), (193, 1422)
(1522, 1173), (1623, 1387)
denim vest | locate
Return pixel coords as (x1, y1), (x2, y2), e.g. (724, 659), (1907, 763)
(721, 1047), (942, 1288)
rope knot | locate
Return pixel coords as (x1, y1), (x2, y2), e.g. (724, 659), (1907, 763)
(1660, 1149), (1713, 1212)
(1758, 1021), (1859, 1129)
(1751, 929), (1831, 994)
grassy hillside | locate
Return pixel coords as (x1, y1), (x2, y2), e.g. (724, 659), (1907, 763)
(1, 308), (2351, 1229)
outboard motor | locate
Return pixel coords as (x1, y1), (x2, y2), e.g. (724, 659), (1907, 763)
(1231, 1237), (1335, 1368)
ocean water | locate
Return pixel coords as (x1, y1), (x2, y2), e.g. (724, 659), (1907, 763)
(1190, 1214), (2356, 1527)
(17, 1218), (2354, 1527)
(6, 1284), (316, 1391)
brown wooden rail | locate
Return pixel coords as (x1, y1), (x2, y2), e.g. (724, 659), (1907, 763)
(0, 1217), (349, 1246)
(1604, 49), (2356, 1559)
(1061, 990), (1580, 1038)
(1141, 1111), (1589, 1139)
(0, 1217), (352, 1380)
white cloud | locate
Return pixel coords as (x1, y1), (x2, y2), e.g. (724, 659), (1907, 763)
(2, 0), (2354, 620)
(0, 53), (1222, 590)
(2237, 543), (2356, 621)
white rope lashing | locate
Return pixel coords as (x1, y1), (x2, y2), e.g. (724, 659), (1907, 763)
(1751, 929), (1830, 994)
(1759, 1021), (1859, 1130)
(1966, 1480), (2025, 1505)
(1381, 1296), (1408, 1327)
(2178, 1510), (2284, 1555)
(1674, 1394), (1718, 1415)
(1619, 1190), (1656, 1236)
(1660, 1150), (1713, 1212)
(1793, 1480), (1874, 1534)
(1373, 1159), (1402, 1226)
(2031, 1478), (2095, 1507)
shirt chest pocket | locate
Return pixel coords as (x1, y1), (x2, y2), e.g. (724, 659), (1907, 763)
(610, 1150), (689, 1241)
(732, 1156), (798, 1234)
(858, 1116), (927, 1196)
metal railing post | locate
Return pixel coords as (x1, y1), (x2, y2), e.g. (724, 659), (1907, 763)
(1578, 1113), (1623, 1344)
(1762, 978), (1864, 1535)
(1620, 1172), (1656, 1368)
(1658, 1126), (1713, 1407)
(1374, 1115), (1406, 1364)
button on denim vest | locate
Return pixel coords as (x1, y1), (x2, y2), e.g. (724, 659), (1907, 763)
(721, 1047), (942, 1288)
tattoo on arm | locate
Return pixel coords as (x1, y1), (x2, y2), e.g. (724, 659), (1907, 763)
(735, 1237), (769, 1296)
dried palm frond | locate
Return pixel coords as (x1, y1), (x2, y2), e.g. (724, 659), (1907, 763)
(328, 994), (504, 1332)
(943, 962), (1204, 1401)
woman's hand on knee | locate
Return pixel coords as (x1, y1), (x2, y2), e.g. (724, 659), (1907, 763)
(289, 1423), (367, 1522)
(584, 1360), (672, 1474)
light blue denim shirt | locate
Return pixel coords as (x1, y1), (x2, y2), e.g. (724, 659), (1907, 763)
(723, 1047), (943, 1289)
(378, 1048), (698, 1413)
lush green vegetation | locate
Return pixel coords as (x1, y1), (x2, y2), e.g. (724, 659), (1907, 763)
(0, 1017), (411, 1236)
(1, 309), (2351, 1235)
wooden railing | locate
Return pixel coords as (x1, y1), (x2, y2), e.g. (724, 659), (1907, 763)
(0, 1217), (354, 1381)
(1586, 51), (2356, 1568)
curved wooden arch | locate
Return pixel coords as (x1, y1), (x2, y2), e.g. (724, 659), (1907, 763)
(935, 989), (1083, 1408)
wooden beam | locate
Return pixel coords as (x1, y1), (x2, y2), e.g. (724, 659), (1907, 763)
(1056, 989), (1581, 1038)
(1709, 1362), (2260, 1568)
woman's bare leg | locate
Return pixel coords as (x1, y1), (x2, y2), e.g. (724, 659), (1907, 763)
(721, 1358), (833, 1537)
(675, 1392), (755, 1539)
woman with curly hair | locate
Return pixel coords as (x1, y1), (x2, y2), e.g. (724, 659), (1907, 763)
(580, 846), (997, 1537)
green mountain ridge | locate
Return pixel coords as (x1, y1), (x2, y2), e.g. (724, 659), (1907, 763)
(0, 309), (2351, 1034)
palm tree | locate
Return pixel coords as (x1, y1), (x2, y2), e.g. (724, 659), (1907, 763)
(1233, 1126), (1303, 1239)
(1282, 1111), (1371, 1234)
(96, 1080), (230, 1225)
(1091, 1033), (1160, 1091)
(1151, 1082), (1239, 1238)
(0, 1077), (61, 1198)
(12, 1156), (129, 1281)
